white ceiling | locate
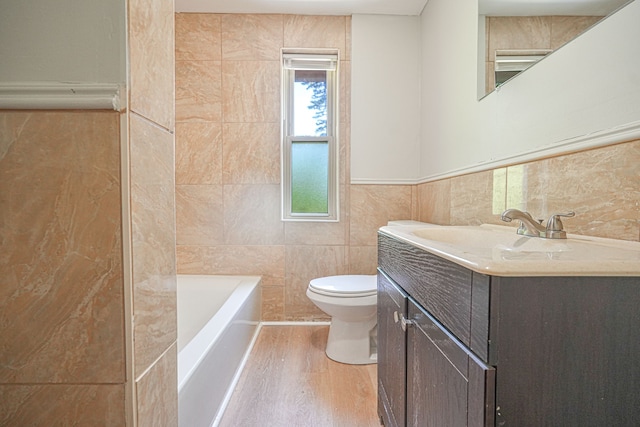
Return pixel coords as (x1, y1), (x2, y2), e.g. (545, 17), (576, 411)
(176, 0), (631, 16)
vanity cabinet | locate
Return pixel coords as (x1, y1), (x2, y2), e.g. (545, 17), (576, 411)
(377, 231), (640, 427)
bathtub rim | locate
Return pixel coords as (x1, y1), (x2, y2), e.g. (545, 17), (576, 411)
(177, 274), (261, 392)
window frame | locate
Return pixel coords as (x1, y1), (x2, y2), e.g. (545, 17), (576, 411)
(281, 50), (340, 222)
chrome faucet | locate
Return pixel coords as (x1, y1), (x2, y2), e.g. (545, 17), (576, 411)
(501, 209), (575, 239)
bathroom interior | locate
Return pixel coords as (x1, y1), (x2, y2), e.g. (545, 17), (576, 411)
(1, 0), (639, 424)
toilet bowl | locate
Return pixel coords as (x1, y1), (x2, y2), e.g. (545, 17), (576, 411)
(306, 275), (378, 365)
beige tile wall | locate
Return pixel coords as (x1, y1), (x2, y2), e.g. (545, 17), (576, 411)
(0, 111), (127, 424)
(418, 139), (640, 242)
(129, 0), (177, 423)
(175, 13), (415, 321)
(484, 15), (601, 93)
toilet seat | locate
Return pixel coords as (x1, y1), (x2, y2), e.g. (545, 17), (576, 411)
(309, 275), (377, 298)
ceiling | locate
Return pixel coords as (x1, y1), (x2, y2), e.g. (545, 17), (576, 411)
(175, 0), (631, 16)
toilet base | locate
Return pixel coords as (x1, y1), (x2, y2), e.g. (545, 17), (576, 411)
(325, 316), (377, 365)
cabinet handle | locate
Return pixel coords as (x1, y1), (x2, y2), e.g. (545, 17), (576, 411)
(399, 313), (413, 331)
(393, 311), (399, 324)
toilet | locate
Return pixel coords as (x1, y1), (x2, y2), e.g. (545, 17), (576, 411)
(306, 274), (378, 365)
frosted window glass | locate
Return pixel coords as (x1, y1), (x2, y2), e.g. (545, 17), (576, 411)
(291, 141), (329, 214)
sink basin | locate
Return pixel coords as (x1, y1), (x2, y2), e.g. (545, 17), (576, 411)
(379, 222), (640, 276)
(412, 226), (571, 253)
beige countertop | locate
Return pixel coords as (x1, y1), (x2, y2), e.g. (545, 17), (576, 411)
(379, 222), (640, 277)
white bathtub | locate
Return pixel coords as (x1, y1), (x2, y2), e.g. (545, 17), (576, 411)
(177, 275), (261, 427)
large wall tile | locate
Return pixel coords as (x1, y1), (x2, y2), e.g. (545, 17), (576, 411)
(130, 113), (177, 377)
(0, 384), (125, 426)
(176, 122), (222, 185)
(284, 15), (347, 52)
(176, 184), (224, 246)
(176, 60), (222, 122)
(550, 16), (601, 50)
(350, 185), (413, 246)
(0, 111), (124, 383)
(417, 180), (451, 224)
(285, 245), (348, 320)
(175, 14), (221, 61)
(129, 0), (175, 130)
(348, 246), (378, 275)
(488, 16), (552, 53)
(222, 61), (280, 123)
(449, 170), (502, 226)
(222, 14), (283, 60)
(136, 345), (178, 427)
(518, 140), (640, 241)
(223, 184), (284, 245)
(222, 123), (280, 184)
(176, 245), (285, 284)
(262, 285), (285, 321)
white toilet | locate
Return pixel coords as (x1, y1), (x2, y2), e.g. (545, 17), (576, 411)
(306, 274), (378, 365)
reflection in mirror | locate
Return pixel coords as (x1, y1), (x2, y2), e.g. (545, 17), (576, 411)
(478, 0), (632, 99)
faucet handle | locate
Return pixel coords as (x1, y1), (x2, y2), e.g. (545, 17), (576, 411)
(545, 212), (575, 238)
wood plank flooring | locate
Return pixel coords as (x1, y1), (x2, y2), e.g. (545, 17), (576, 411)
(219, 325), (381, 427)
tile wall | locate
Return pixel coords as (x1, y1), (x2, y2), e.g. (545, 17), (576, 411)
(484, 15), (601, 93)
(0, 111), (127, 424)
(417, 139), (640, 242)
(175, 14), (414, 321)
(129, 0), (178, 423)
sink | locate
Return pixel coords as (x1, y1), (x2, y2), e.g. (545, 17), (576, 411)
(379, 222), (640, 276)
(412, 226), (570, 253)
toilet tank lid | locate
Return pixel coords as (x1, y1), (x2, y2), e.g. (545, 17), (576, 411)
(309, 275), (377, 295)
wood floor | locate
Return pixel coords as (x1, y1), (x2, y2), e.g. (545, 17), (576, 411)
(218, 325), (382, 427)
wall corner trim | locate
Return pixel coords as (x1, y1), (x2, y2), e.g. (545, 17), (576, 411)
(0, 83), (125, 111)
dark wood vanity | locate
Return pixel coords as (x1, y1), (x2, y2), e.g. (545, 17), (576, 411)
(377, 231), (640, 427)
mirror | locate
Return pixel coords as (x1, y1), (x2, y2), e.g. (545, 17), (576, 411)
(478, 0), (632, 99)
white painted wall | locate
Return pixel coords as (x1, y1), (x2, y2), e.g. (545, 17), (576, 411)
(420, 0), (640, 180)
(351, 0), (640, 182)
(351, 15), (422, 183)
(0, 0), (126, 84)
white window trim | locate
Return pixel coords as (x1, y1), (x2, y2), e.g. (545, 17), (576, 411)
(281, 50), (340, 222)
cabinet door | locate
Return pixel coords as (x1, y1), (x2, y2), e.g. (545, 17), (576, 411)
(407, 300), (495, 427)
(377, 270), (408, 427)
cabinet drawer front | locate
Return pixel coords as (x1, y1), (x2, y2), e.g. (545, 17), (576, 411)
(379, 233), (473, 346)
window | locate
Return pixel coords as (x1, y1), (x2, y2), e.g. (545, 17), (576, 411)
(281, 52), (339, 221)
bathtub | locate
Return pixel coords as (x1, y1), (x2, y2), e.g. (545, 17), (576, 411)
(177, 275), (261, 427)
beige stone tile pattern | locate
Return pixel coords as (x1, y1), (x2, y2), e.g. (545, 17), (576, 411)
(0, 384), (125, 426)
(0, 111), (125, 383)
(285, 245), (348, 320)
(350, 185), (414, 246)
(176, 60), (222, 122)
(348, 246), (378, 275)
(176, 184), (224, 246)
(222, 61), (280, 123)
(175, 122), (223, 185)
(222, 14), (283, 61)
(129, 113), (177, 377)
(416, 179), (453, 225)
(177, 245), (285, 280)
(223, 184), (284, 245)
(175, 13), (221, 61)
(129, 0), (175, 130)
(222, 123), (280, 184)
(136, 345), (178, 427)
(516, 140), (640, 241)
(261, 286), (285, 321)
(488, 16), (552, 53)
(449, 170), (502, 226)
(550, 16), (601, 50)
(284, 15), (347, 53)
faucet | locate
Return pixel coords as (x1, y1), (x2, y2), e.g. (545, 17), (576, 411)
(501, 209), (575, 239)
